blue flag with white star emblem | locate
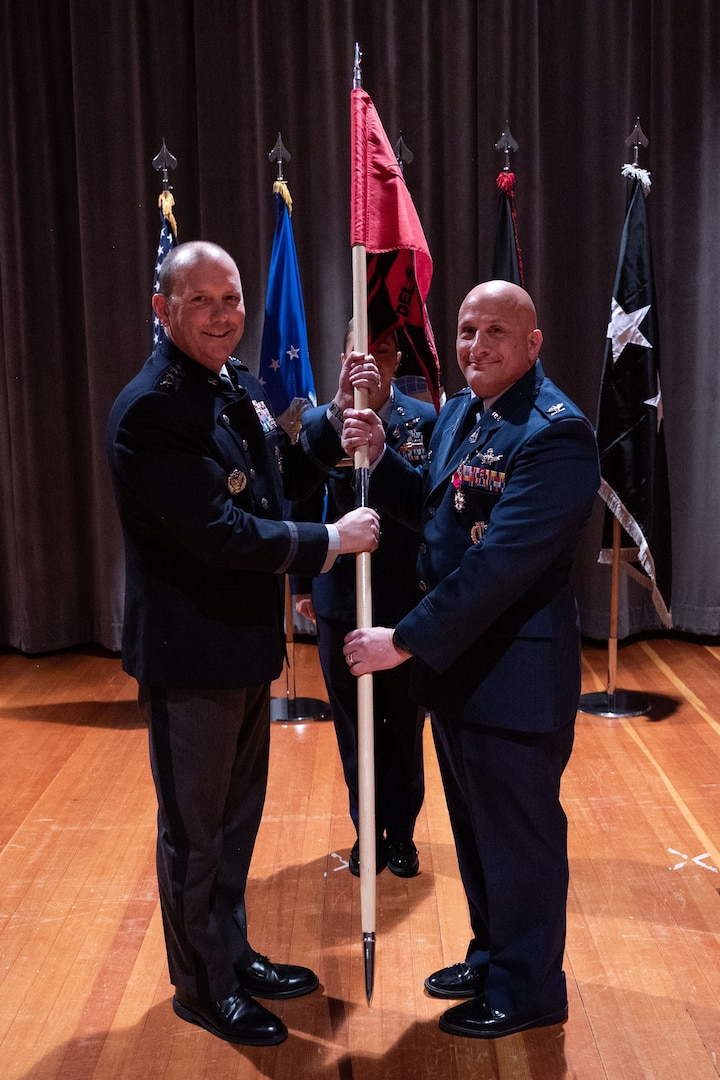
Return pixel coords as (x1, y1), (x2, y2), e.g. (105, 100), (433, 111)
(258, 185), (316, 434)
(152, 191), (177, 348)
(596, 169), (672, 626)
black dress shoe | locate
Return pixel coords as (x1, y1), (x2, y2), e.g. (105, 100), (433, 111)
(235, 954), (319, 999)
(438, 995), (568, 1039)
(386, 839), (419, 877)
(348, 839), (387, 877)
(173, 991), (287, 1045)
(424, 961), (486, 998)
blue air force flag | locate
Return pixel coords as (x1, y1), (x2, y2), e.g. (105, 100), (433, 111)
(258, 186), (316, 434)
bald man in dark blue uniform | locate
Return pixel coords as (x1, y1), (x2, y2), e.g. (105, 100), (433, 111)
(342, 280), (600, 1040)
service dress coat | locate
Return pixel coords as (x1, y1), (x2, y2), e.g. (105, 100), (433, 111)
(107, 337), (343, 689)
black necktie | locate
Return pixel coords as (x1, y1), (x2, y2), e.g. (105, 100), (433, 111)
(459, 397), (483, 440)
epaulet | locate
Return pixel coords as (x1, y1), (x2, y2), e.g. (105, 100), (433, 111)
(228, 355), (249, 372)
(532, 382), (582, 422)
(157, 360), (184, 391)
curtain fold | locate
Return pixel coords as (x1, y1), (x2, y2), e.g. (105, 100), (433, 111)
(1, 0), (718, 652)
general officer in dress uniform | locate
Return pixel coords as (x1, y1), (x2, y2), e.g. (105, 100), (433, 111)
(289, 323), (437, 878)
(106, 241), (379, 1046)
(341, 280), (600, 1040)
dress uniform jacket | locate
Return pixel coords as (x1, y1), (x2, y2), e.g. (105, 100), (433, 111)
(106, 337), (343, 690)
(371, 361), (600, 730)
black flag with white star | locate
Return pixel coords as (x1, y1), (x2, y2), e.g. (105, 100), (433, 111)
(596, 170), (672, 626)
(491, 171), (524, 287)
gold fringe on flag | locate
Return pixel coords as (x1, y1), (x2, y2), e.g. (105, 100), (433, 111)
(273, 179), (293, 214)
(158, 189), (177, 237)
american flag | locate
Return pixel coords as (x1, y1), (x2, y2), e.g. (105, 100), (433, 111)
(152, 198), (177, 348)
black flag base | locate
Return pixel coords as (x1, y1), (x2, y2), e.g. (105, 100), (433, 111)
(270, 695), (331, 722)
(578, 690), (650, 718)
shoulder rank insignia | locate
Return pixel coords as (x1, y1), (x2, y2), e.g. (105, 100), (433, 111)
(158, 361), (183, 390)
(547, 402), (566, 415)
(228, 469), (247, 494)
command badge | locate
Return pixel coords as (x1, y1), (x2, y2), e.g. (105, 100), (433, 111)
(228, 469), (247, 494)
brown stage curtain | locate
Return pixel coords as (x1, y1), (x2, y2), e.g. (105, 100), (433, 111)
(1, 0), (719, 653)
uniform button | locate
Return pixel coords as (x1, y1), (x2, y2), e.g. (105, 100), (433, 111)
(242, 439), (249, 451)
(427, 506), (436, 517)
(221, 414), (230, 424)
(419, 542), (427, 554)
(249, 469), (256, 480)
(419, 580), (427, 592)
(260, 497), (269, 509)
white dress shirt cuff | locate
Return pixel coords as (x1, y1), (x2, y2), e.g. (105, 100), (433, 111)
(321, 524), (341, 572)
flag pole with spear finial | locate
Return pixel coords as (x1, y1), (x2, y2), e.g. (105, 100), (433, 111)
(492, 123), (524, 287)
(351, 41), (377, 1005)
(151, 139), (178, 348)
(579, 118), (653, 720)
(261, 134), (331, 723)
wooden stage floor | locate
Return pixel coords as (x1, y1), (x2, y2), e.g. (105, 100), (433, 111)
(1, 637), (719, 1079)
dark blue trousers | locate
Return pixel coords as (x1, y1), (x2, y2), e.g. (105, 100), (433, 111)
(431, 710), (574, 1017)
(140, 683), (270, 1001)
(316, 614), (425, 842)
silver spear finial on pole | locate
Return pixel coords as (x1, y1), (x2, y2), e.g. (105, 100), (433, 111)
(625, 117), (649, 166)
(268, 131), (291, 182)
(152, 138), (178, 190)
(494, 122), (519, 171)
(394, 131), (414, 174)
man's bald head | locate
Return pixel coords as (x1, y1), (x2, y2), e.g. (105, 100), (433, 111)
(456, 280), (542, 402)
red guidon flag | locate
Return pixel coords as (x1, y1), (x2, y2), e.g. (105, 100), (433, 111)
(351, 87), (440, 409)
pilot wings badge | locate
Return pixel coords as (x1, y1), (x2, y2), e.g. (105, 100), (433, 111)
(477, 448), (503, 466)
